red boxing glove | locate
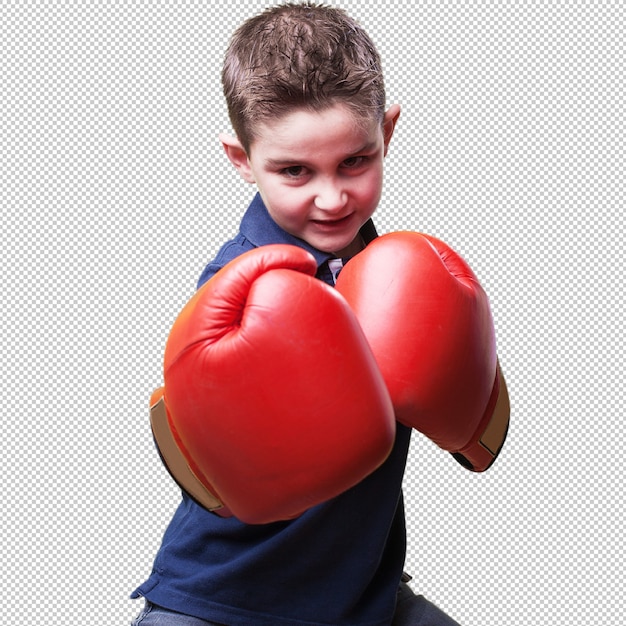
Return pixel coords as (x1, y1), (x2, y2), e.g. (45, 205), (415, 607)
(336, 232), (509, 472)
(150, 244), (395, 524)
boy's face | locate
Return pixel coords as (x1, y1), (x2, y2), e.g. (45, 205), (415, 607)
(222, 103), (400, 257)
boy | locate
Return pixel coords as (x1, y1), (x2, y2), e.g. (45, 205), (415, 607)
(131, 3), (462, 624)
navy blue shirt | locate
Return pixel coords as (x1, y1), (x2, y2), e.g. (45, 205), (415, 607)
(132, 193), (412, 625)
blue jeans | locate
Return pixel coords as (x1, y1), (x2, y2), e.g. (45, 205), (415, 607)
(130, 601), (223, 625)
(131, 584), (461, 625)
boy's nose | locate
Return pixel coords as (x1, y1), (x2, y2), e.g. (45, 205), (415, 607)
(314, 182), (348, 212)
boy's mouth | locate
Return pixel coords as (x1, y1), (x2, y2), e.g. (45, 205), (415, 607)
(311, 213), (353, 228)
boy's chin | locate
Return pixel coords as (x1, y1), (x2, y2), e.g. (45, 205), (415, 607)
(309, 237), (357, 257)
(301, 222), (365, 257)
(331, 235), (366, 258)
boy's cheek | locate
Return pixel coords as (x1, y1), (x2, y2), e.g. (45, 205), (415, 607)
(263, 198), (306, 232)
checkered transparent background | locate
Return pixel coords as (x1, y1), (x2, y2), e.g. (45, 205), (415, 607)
(2, 1), (623, 624)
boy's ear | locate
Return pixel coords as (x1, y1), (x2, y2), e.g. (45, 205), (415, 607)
(382, 104), (401, 156)
(219, 133), (255, 183)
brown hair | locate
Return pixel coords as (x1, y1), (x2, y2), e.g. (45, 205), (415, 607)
(222, 2), (386, 153)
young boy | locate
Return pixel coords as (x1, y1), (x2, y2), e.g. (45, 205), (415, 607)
(131, 3), (462, 624)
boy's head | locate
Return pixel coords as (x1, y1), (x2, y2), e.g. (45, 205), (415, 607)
(220, 2), (400, 258)
(222, 2), (386, 154)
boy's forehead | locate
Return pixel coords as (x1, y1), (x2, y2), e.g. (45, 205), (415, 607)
(252, 105), (381, 155)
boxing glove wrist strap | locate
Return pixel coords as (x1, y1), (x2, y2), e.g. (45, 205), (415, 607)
(150, 397), (225, 512)
(453, 363), (510, 471)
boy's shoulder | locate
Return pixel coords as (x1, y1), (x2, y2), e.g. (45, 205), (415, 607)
(197, 233), (255, 288)
(197, 193), (341, 289)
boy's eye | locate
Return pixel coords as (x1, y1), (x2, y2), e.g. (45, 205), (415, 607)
(281, 165), (306, 178)
(342, 156), (367, 169)
(278, 156), (369, 179)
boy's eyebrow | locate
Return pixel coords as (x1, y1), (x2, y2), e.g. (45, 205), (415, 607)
(264, 141), (380, 168)
(264, 157), (306, 168)
(348, 140), (380, 155)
